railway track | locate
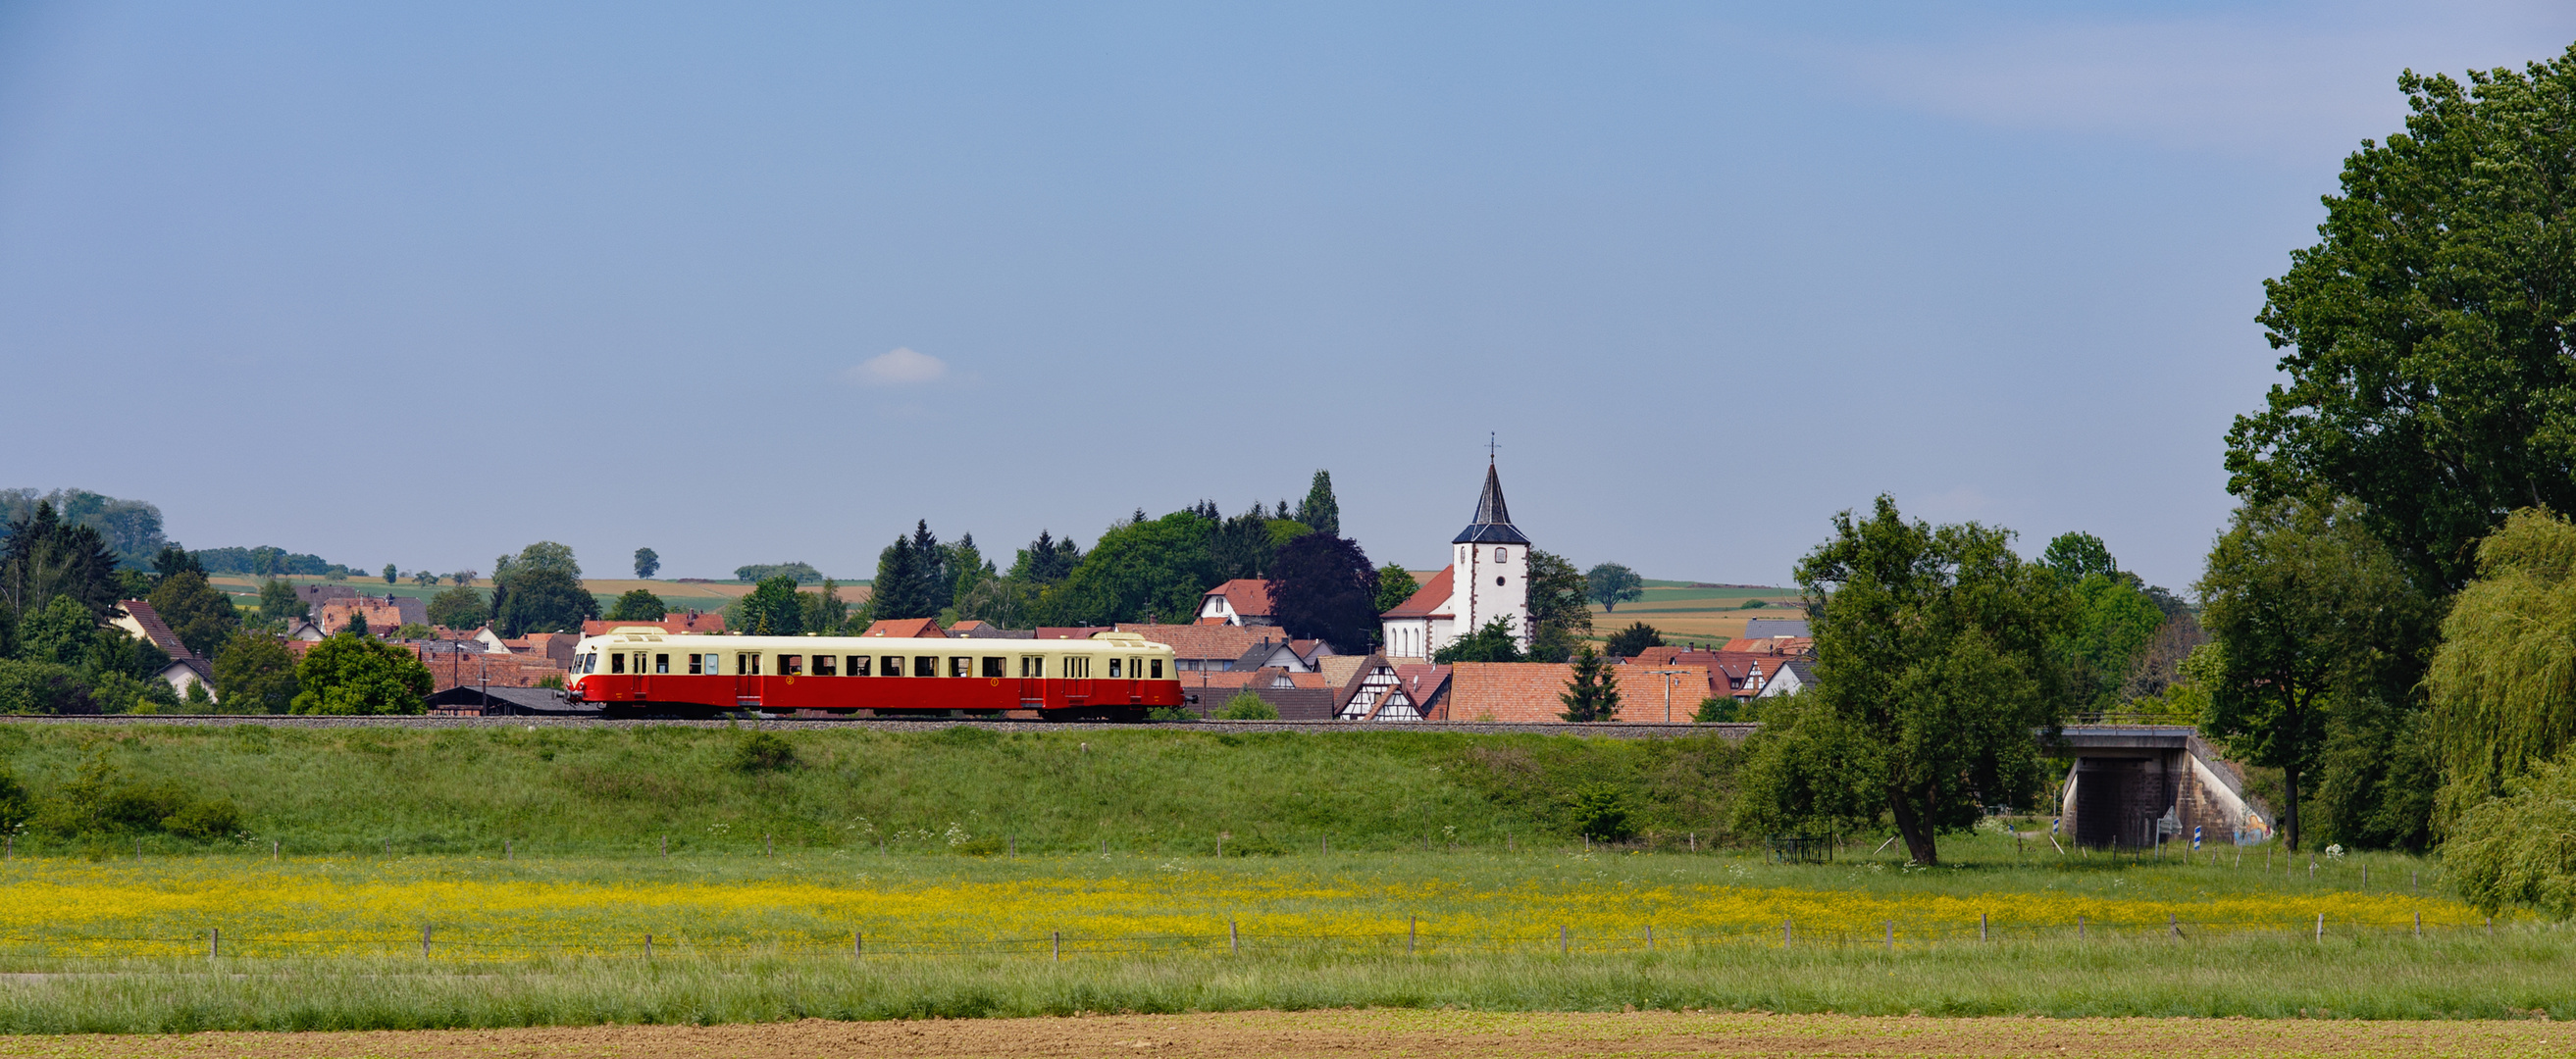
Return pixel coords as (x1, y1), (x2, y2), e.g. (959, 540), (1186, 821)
(0, 714), (1755, 739)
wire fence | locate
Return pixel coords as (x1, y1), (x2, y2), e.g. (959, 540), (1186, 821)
(0, 913), (2513, 965)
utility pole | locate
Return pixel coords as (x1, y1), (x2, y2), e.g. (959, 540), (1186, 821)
(1644, 669), (1690, 724)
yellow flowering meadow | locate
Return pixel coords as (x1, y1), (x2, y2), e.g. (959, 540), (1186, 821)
(0, 852), (2486, 961)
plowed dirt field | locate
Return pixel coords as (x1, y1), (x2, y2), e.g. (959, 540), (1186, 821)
(0, 1010), (2562, 1059)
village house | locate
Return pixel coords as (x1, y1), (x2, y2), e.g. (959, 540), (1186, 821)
(1194, 580), (1276, 626)
(314, 594), (428, 637)
(1442, 662), (1709, 723)
(580, 612), (723, 636)
(1114, 623), (1322, 674)
(109, 599), (214, 700)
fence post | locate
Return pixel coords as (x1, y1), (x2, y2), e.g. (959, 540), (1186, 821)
(2414, 911), (2421, 937)
(1980, 913), (1987, 942)
(2078, 914), (2086, 939)
(1230, 918), (1239, 955)
(766, 834), (773, 857)
(1322, 836), (1329, 854)
(1883, 921), (1893, 952)
(1009, 835), (1016, 857)
(661, 834), (668, 857)
(2168, 914), (2181, 939)
(1052, 931), (1060, 962)
(1408, 914), (1417, 955)
(2411, 870), (2418, 896)
(855, 931), (862, 957)
(1560, 926), (1569, 955)
(2315, 913), (2324, 942)
(1783, 918), (1792, 946)
(644, 933), (652, 960)
(272, 839), (279, 862)
(210, 928), (219, 960)
(1688, 833), (1696, 853)
(421, 925), (432, 958)
(1645, 925), (1654, 951)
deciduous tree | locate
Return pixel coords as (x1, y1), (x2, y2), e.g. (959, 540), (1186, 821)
(1523, 549), (1592, 663)
(1268, 534), (1379, 654)
(606, 589), (667, 622)
(424, 585), (485, 630)
(212, 632), (298, 714)
(633, 547), (660, 580)
(2226, 47), (2576, 594)
(1433, 618), (1522, 664)
(2428, 508), (2576, 831)
(147, 571), (237, 659)
(1585, 563), (1644, 612)
(1036, 512), (1217, 626)
(2197, 494), (2434, 851)
(493, 567), (597, 635)
(729, 576), (804, 636)
(1734, 495), (2078, 866)
(289, 634), (432, 715)
(1373, 565), (1419, 614)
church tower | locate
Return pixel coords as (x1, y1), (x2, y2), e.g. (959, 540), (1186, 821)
(1452, 458), (1531, 650)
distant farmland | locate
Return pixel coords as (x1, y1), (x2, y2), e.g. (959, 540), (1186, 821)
(206, 574), (870, 614)
(1586, 580), (1798, 648)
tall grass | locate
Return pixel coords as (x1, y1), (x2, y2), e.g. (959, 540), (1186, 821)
(2, 930), (2571, 1034)
(0, 723), (1738, 855)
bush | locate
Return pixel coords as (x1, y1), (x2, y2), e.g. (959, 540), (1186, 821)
(1693, 696), (1739, 723)
(729, 731), (798, 773)
(1220, 692), (1279, 720)
(1568, 782), (1637, 842)
(162, 797), (243, 839)
(100, 782), (192, 832)
(0, 768), (30, 832)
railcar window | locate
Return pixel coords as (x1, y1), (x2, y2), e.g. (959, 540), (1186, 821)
(688, 654), (704, 675)
(781, 655), (804, 676)
(610, 653), (626, 675)
(634, 652), (648, 675)
(1019, 655), (1043, 678)
(883, 656), (902, 676)
(655, 654), (669, 674)
(949, 656), (971, 678)
(813, 655), (836, 677)
(1065, 656), (1090, 679)
(1151, 658), (1163, 679)
(912, 656), (936, 678)
(981, 657), (1005, 678)
(738, 653), (761, 676)
(1108, 658), (1122, 679)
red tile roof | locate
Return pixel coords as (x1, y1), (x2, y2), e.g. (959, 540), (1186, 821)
(1201, 579), (1273, 618)
(859, 618), (949, 638)
(1114, 623), (1301, 662)
(1381, 566), (1455, 618)
(1448, 663), (1709, 723)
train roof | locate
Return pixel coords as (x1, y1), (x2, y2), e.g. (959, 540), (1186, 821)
(575, 628), (1171, 652)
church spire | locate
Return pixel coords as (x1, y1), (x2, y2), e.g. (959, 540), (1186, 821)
(1453, 458), (1530, 545)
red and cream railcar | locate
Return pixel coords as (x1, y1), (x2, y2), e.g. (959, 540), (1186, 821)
(566, 628), (1186, 719)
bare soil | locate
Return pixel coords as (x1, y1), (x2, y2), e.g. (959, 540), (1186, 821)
(0, 1010), (2564, 1059)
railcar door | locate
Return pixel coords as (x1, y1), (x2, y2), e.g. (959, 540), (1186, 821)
(1062, 653), (1094, 706)
(1017, 654), (1046, 707)
(733, 650), (762, 709)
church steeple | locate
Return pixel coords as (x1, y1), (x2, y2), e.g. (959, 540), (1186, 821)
(1453, 459), (1530, 545)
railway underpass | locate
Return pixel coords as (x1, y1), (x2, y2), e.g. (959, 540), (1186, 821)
(2054, 725), (2271, 850)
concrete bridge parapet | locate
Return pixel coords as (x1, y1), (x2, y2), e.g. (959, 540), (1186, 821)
(2052, 726), (2272, 850)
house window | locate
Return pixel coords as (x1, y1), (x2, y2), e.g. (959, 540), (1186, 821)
(814, 655), (838, 677)
(1496, 548), (1509, 562)
(981, 656), (1005, 678)
(1497, 577), (1506, 586)
(654, 654), (669, 674)
(849, 655), (869, 676)
(913, 656), (937, 678)
(780, 655), (802, 676)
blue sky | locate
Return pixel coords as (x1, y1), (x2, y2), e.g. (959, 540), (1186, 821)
(3, 2), (2571, 590)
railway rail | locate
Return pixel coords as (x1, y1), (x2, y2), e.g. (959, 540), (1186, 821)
(0, 715), (1757, 739)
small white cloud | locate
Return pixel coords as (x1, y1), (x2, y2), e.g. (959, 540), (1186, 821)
(847, 347), (947, 386)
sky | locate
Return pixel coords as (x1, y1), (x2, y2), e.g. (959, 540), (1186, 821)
(4, 2), (2573, 591)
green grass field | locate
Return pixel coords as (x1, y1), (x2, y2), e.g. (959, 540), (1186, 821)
(0, 723), (2552, 1033)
